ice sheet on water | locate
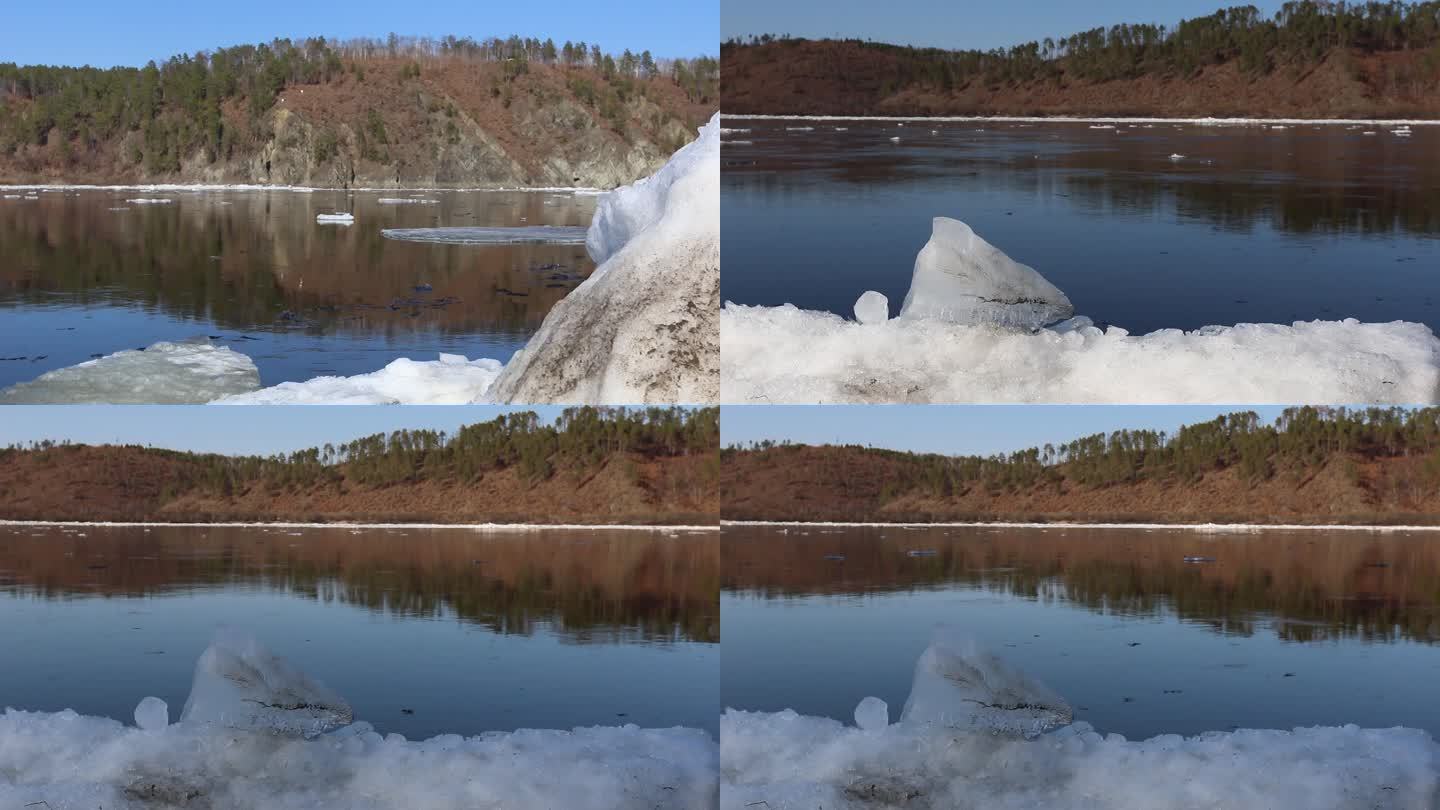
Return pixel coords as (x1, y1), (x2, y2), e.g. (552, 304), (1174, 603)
(485, 113), (720, 404)
(720, 639), (1440, 810)
(180, 630), (352, 737)
(216, 354), (502, 404)
(899, 629), (1071, 737)
(899, 217), (1074, 329)
(0, 341), (261, 404)
(380, 225), (588, 245)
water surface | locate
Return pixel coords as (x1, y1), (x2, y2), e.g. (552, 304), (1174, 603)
(722, 524), (1440, 739)
(721, 120), (1440, 332)
(0, 189), (597, 388)
(0, 524), (718, 737)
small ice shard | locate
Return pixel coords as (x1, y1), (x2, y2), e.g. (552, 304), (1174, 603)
(134, 696), (168, 731)
(179, 629), (352, 737)
(899, 217), (1074, 330)
(889, 136), (901, 143)
(0, 341), (261, 404)
(854, 291), (889, 324)
(316, 212), (354, 224)
(900, 629), (1072, 738)
(1169, 153), (1185, 161)
(382, 226), (587, 245)
(854, 696), (889, 732)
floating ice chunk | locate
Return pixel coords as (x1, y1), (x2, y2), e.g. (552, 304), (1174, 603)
(486, 114), (719, 404)
(900, 630), (1071, 738)
(854, 697), (889, 732)
(217, 353), (502, 404)
(899, 217), (1074, 329)
(889, 136), (900, 142)
(180, 629), (352, 737)
(125, 198), (173, 204)
(381, 225), (588, 244)
(2, 194), (21, 199)
(1169, 153), (1185, 161)
(853, 291), (889, 324)
(377, 197), (439, 204)
(134, 697), (168, 731)
(0, 341), (261, 404)
(720, 306), (1440, 403)
(316, 212), (353, 223)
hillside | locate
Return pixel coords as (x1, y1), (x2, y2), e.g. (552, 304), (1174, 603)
(722, 407), (1440, 524)
(722, 3), (1440, 118)
(0, 36), (718, 187)
(0, 407), (719, 524)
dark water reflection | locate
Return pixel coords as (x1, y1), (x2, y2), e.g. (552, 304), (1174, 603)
(721, 524), (1440, 739)
(0, 524), (718, 736)
(0, 189), (597, 388)
(721, 121), (1440, 333)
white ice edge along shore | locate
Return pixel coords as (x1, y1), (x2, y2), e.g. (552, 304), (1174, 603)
(721, 520), (1440, 533)
(721, 112), (1440, 126)
(1, 519), (716, 531)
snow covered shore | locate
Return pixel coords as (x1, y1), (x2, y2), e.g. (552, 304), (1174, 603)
(0, 633), (718, 810)
(721, 217), (1440, 404)
(721, 632), (1440, 810)
(0, 115), (720, 405)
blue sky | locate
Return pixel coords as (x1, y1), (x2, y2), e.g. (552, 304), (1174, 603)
(723, 0), (1285, 50)
(721, 405), (1287, 456)
(0, 406), (567, 455)
(2, 0), (716, 68)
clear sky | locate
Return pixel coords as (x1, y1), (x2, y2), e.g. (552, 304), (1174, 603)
(2, 0), (717, 68)
(0, 406), (568, 456)
(721, 405), (1287, 456)
(723, 0), (1285, 50)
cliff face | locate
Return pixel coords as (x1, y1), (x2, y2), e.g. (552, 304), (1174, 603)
(3, 58), (712, 188)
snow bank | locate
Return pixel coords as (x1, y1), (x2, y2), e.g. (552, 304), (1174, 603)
(381, 225), (588, 244)
(215, 354), (502, 404)
(720, 637), (1440, 810)
(721, 218), (1440, 404)
(0, 342), (261, 404)
(0, 634), (718, 810)
(485, 113), (720, 404)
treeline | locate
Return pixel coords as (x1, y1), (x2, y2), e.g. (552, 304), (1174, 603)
(0, 34), (718, 173)
(4, 406), (720, 495)
(724, 1), (1440, 87)
(724, 406), (1440, 496)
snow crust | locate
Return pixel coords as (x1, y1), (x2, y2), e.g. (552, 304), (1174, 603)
(0, 342), (261, 404)
(215, 354), (502, 404)
(721, 218), (1440, 404)
(0, 633), (718, 810)
(721, 637), (1440, 810)
(380, 225), (588, 244)
(485, 113), (720, 404)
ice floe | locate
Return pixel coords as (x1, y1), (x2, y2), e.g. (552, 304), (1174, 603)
(125, 198), (173, 204)
(0, 342), (261, 404)
(215, 354), (503, 405)
(0, 633), (717, 810)
(485, 113), (720, 404)
(720, 218), (1440, 404)
(380, 225), (588, 245)
(316, 212), (354, 224)
(720, 635), (1440, 809)
(376, 197), (439, 204)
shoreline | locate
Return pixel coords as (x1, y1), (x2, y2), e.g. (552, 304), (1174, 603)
(722, 519), (1440, 532)
(2, 519), (717, 531)
(0, 182), (607, 194)
(720, 112), (1440, 126)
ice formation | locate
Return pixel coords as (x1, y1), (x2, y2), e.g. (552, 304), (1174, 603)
(486, 113), (720, 404)
(853, 697), (888, 732)
(376, 198), (439, 204)
(898, 629), (1070, 738)
(380, 225), (588, 244)
(899, 217), (1073, 329)
(0, 342), (261, 404)
(316, 213), (354, 224)
(216, 354), (502, 405)
(180, 630), (353, 737)
(133, 697), (168, 732)
(0, 633), (718, 810)
(720, 638), (1440, 810)
(721, 218), (1440, 404)
(853, 291), (889, 324)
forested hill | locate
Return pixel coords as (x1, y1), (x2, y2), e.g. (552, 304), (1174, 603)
(0, 36), (718, 187)
(722, 407), (1440, 524)
(0, 407), (720, 524)
(723, 2), (1440, 117)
